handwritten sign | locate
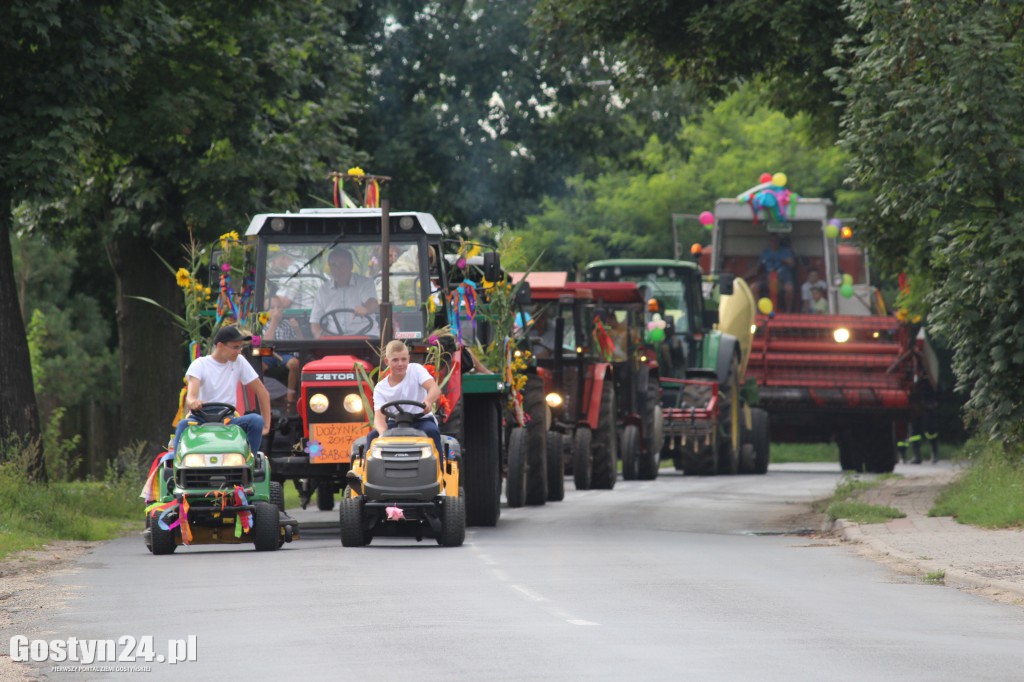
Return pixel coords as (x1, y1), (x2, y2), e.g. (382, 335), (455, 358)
(309, 422), (370, 464)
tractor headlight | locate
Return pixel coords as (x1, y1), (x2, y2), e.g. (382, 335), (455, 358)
(420, 446), (434, 459)
(182, 453), (246, 467)
(833, 327), (851, 344)
(369, 445), (384, 460)
(343, 394), (363, 414)
(309, 393), (330, 414)
(545, 392), (564, 408)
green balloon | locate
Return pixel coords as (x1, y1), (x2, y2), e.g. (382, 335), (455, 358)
(840, 282), (855, 298)
(647, 327), (665, 343)
(825, 224), (839, 239)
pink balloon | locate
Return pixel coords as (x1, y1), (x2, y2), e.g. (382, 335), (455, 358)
(699, 211), (714, 226)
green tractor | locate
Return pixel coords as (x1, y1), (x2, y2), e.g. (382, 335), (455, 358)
(144, 403), (298, 554)
(584, 259), (769, 475)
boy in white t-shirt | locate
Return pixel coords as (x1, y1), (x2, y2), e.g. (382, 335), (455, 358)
(172, 326), (271, 455)
(367, 340), (443, 456)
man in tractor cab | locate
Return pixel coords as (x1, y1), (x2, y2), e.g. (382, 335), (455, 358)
(310, 246), (380, 337)
(172, 325), (272, 456)
(366, 340), (443, 457)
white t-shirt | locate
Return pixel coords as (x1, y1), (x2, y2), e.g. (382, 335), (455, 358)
(186, 355), (259, 406)
(373, 363), (436, 422)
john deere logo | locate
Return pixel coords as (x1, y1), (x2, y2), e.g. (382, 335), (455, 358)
(210, 456), (219, 464)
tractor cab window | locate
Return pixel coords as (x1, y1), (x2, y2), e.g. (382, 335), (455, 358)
(260, 240), (427, 340)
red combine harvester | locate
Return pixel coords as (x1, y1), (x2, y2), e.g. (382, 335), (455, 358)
(707, 196), (937, 473)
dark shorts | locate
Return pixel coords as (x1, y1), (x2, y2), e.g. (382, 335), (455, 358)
(263, 352), (296, 368)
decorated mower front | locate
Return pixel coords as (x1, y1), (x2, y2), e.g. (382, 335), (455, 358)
(340, 400), (465, 547)
(142, 403), (298, 554)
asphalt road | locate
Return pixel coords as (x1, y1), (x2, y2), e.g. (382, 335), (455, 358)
(16, 463), (1024, 681)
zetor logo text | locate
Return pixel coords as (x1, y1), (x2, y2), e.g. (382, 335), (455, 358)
(10, 635), (197, 665)
(313, 372), (356, 381)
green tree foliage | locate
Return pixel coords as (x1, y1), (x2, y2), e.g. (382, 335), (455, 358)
(833, 1), (1024, 440)
(532, 0), (849, 136)
(0, 1), (168, 476)
(519, 87), (848, 273)
(354, 0), (698, 226)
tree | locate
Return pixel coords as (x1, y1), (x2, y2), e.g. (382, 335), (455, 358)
(532, 0), (849, 137)
(519, 87), (849, 273)
(833, 0), (1024, 440)
(0, 1), (168, 478)
(65, 0), (366, 452)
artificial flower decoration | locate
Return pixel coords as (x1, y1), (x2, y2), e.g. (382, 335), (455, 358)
(347, 166), (365, 178)
(176, 268), (191, 288)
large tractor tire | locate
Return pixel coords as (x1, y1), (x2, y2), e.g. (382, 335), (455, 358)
(864, 420), (898, 474)
(269, 481), (286, 514)
(523, 375), (548, 506)
(316, 481), (335, 512)
(546, 432), (565, 502)
(462, 398), (502, 527)
(716, 357), (741, 476)
(506, 426), (528, 508)
(590, 379), (619, 489)
(573, 427), (593, 490)
(838, 429), (865, 472)
(620, 425), (640, 481)
(638, 405), (663, 480)
(750, 408), (771, 475)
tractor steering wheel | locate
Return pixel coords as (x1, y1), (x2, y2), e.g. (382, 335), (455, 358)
(189, 402), (236, 423)
(379, 400), (429, 426)
(318, 308), (375, 336)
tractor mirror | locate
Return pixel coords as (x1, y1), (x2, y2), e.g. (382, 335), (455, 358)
(514, 281), (532, 305)
(483, 251), (501, 282)
(719, 273), (735, 296)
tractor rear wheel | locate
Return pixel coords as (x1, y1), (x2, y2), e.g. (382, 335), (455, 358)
(573, 427), (593, 490)
(269, 481), (285, 514)
(462, 398), (502, 527)
(750, 408), (771, 475)
(546, 432), (565, 501)
(620, 425), (640, 481)
(339, 495), (365, 547)
(524, 375), (548, 506)
(590, 379), (618, 489)
(638, 406), (663, 480)
(150, 516), (177, 555)
(316, 481), (334, 511)
(437, 488), (466, 547)
(506, 426), (528, 508)
(717, 357), (740, 476)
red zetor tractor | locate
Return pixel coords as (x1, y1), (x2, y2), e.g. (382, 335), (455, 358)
(244, 208), (507, 526)
(566, 282), (664, 481)
(514, 272), (619, 491)
(707, 194), (937, 473)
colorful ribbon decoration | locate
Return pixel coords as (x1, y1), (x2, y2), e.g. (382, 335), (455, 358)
(592, 317), (616, 362)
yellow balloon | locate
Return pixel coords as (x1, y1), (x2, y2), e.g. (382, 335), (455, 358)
(757, 297), (774, 315)
(772, 172), (787, 187)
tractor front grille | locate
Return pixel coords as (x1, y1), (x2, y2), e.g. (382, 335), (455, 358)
(178, 467), (249, 489)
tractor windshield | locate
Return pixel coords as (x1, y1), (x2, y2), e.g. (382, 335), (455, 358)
(261, 240), (427, 340)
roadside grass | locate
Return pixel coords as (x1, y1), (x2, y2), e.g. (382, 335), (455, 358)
(923, 570), (946, 584)
(771, 442), (839, 464)
(0, 440), (146, 561)
(931, 439), (1024, 528)
(817, 473), (905, 523)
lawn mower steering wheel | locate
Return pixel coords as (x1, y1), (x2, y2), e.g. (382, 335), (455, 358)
(379, 400), (429, 425)
(190, 402), (236, 423)
(319, 308), (374, 336)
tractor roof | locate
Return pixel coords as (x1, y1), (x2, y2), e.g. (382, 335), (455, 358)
(245, 209), (442, 238)
(567, 281), (644, 304)
(510, 272), (591, 302)
(585, 258), (701, 272)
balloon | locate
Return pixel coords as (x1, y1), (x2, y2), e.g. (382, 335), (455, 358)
(824, 224), (839, 239)
(829, 218), (842, 227)
(757, 298), (774, 315)
(842, 273), (854, 286)
(652, 313), (662, 322)
(840, 283), (854, 298)
(647, 327), (665, 343)
(759, 191), (777, 207)
(699, 211), (714, 226)
(690, 242), (703, 255)
(772, 172), (787, 187)
(759, 172), (773, 183)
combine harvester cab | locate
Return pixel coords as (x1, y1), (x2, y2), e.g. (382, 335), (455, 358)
(709, 196), (935, 473)
(583, 260), (766, 476)
(245, 208), (507, 527)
